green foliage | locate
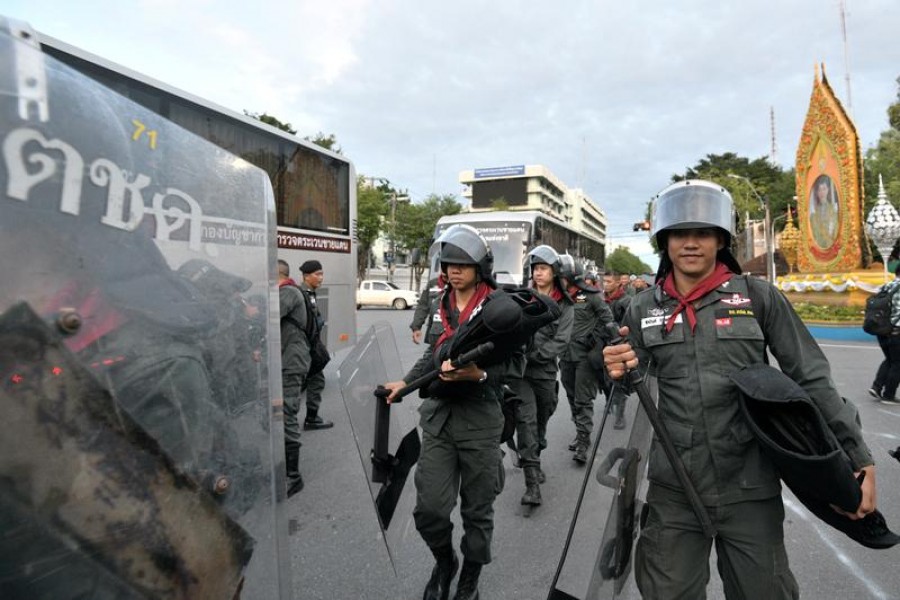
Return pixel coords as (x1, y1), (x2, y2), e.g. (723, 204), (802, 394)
(671, 152), (796, 232)
(304, 131), (342, 154)
(605, 246), (651, 275)
(862, 76), (900, 262)
(490, 197), (509, 211)
(791, 302), (864, 323)
(244, 111), (297, 134)
(394, 194), (463, 288)
(889, 76), (900, 132)
(356, 177), (389, 279)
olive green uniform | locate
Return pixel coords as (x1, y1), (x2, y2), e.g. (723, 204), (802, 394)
(624, 275), (872, 599)
(517, 294), (574, 462)
(559, 289), (614, 437)
(405, 296), (513, 564)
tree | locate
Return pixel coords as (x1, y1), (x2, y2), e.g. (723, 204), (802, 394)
(672, 152), (795, 232)
(304, 131), (342, 154)
(394, 194), (463, 290)
(244, 111), (297, 134)
(356, 176), (388, 280)
(864, 77), (900, 210)
(605, 246), (651, 275)
(490, 197), (509, 211)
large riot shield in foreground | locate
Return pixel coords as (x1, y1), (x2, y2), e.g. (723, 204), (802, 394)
(549, 380), (654, 600)
(0, 18), (289, 599)
(337, 323), (421, 576)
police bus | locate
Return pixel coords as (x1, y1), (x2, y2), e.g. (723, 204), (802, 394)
(36, 33), (358, 350)
(433, 210), (606, 285)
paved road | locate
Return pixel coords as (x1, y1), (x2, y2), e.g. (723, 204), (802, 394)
(288, 309), (900, 600)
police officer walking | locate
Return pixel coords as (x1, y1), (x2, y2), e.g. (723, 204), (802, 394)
(558, 255), (614, 464)
(297, 260), (333, 431)
(383, 225), (513, 600)
(604, 179), (877, 599)
(512, 245), (573, 506)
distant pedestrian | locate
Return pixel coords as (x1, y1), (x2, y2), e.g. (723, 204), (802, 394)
(869, 262), (900, 405)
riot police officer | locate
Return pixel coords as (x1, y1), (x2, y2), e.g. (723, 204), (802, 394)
(383, 225), (514, 600)
(558, 254), (614, 464)
(604, 179), (877, 599)
(511, 245), (573, 505)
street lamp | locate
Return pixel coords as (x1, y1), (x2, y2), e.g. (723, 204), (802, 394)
(727, 174), (775, 284)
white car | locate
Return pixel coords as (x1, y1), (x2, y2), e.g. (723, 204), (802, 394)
(357, 280), (419, 310)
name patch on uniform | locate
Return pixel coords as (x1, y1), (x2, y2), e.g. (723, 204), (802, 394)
(715, 318), (732, 327)
(715, 308), (756, 319)
(641, 313), (682, 329)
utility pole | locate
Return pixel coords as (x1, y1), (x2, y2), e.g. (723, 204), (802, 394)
(769, 106), (777, 164)
(839, 0), (853, 114)
(388, 190), (397, 283)
(728, 174), (775, 284)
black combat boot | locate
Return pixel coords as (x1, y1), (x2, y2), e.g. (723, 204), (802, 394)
(614, 399), (627, 430)
(285, 440), (304, 497)
(303, 408), (334, 430)
(453, 561), (482, 600)
(521, 467), (542, 506)
(568, 434), (579, 451)
(423, 545), (458, 600)
(572, 432), (591, 464)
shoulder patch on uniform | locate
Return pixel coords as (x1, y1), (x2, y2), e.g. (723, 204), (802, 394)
(720, 293), (751, 307)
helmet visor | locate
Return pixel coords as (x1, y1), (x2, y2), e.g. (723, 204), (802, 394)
(652, 185), (734, 238)
(432, 224), (490, 264)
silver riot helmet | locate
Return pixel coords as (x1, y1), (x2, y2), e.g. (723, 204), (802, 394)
(558, 253), (584, 281)
(651, 179), (742, 278)
(651, 179), (736, 242)
(431, 224), (494, 282)
(527, 245), (561, 275)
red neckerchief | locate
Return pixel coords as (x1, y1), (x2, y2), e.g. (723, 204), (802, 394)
(278, 278), (298, 288)
(661, 261), (734, 333)
(605, 286), (625, 304)
(434, 281), (493, 350)
(567, 284), (580, 300)
(532, 283), (563, 303)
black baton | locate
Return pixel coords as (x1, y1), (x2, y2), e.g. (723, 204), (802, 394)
(605, 323), (717, 539)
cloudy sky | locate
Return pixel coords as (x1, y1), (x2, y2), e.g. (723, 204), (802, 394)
(7, 0), (900, 268)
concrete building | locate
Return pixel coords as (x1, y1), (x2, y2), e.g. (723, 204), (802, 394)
(458, 164), (608, 246)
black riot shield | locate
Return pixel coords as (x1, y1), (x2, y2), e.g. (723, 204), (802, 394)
(337, 322), (421, 576)
(0, 18), (289, 599)
(548, 379), (654, 600)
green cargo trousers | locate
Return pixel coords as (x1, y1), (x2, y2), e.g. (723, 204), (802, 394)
(529, 376), (559, 453)
(413, 428), (503, 564)
(636, 492), (799, 599)
(511, 377), (540, 469)
(559, 358), (598, 436)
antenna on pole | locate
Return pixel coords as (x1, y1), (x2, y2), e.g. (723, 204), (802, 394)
(839, 0), (853, 114)
(769, 106), (777, 164)
(580, 136), (586, 189)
